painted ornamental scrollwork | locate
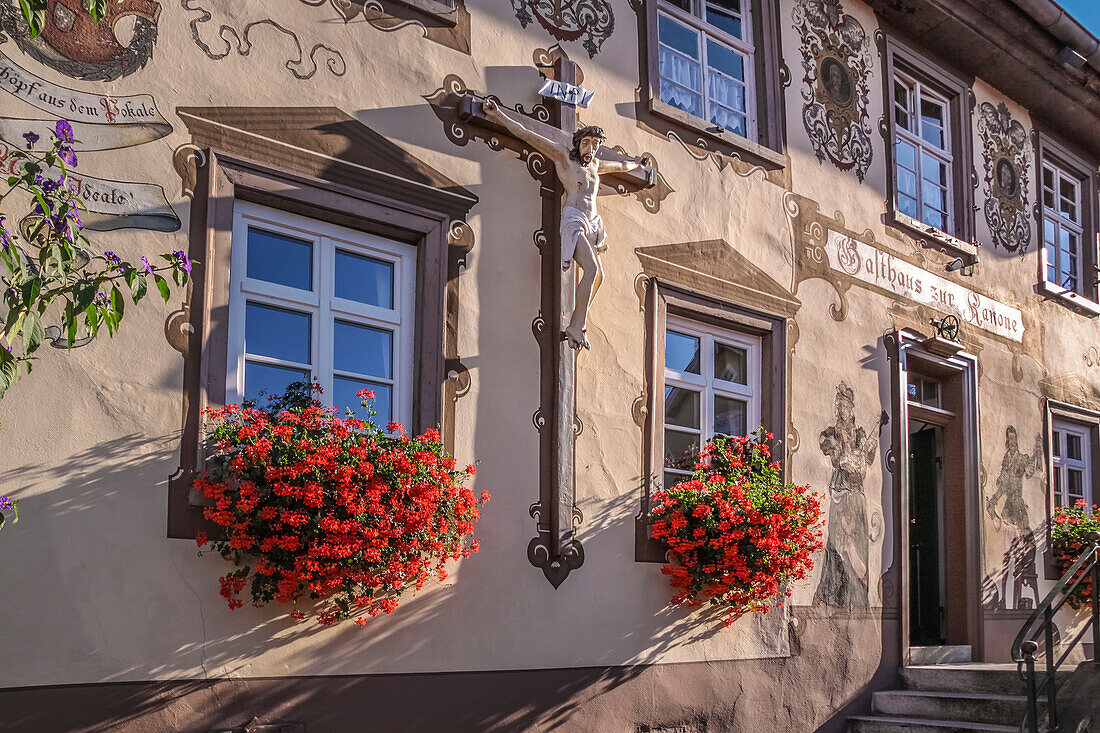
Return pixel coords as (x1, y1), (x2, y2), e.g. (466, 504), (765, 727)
(793, 0), (874, 182)
(511, 0), (614, 58)
(977, 102), (1031, 253)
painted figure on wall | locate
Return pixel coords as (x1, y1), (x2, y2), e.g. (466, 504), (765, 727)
(814, 381), (882, 608)
(986, 425), (1043, 609)
(482, 97), (649, 350)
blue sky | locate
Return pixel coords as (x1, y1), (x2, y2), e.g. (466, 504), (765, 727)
(1058, 0), (1100, 35)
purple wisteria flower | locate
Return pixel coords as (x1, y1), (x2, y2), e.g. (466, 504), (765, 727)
(93, 291), (110, 307)
(41, 178), (61, 194)
(141, 256), (154, 274)
(174, 250), (193, 274)
(104, 251), (121, 266)
(0, 496), (12, 512)
(58, 146), (77, 167)
(22, 131), (38, 148)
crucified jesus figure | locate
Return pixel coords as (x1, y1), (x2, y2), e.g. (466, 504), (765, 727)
(482, 98), (649, 350)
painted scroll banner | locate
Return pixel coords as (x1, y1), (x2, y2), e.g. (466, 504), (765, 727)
(63, 168), (179, 231)
(0, 51), (171, 150)
(824, 230), (1023, 341)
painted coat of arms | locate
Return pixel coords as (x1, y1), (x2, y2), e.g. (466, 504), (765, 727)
(0, 0), (160, 81)
(793, 0), (874, 182)
(978, 102), (1031, 253)
(511, 0), (613, 58)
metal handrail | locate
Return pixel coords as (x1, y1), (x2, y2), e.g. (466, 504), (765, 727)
(1011, 531), (1100, 733)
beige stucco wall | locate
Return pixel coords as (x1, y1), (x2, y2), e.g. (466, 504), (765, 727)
(0, 0), (1095, 698)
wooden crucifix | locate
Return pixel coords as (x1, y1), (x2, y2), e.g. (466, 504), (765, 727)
(460, 57), (654, 587)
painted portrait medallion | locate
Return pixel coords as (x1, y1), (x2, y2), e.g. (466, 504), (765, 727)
(978, 102), (1031, 253)
(793, 0), (874, 182)
(0, 0), (160, 81)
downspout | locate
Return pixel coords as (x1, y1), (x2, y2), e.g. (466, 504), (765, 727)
(1006, 0), (1100, 74)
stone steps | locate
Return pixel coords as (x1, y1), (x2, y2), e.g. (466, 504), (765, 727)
(871, 690), (1029, 726)
(846, 661), (1067, 732)
(847, 714), (1017, 732)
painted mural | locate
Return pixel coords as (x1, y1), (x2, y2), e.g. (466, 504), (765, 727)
(985, 425), (1043, 610)
(977, 102), (1031, 253)
(182, 0), (347, 79)
(510, 0), (613, 58)
(0, 0), (159, 81)
(792, 0), (874, 182)
(0, 13), (179, 233)
(814, 381), (882, 608)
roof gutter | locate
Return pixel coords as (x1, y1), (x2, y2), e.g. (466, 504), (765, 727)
(1006, 0), (1100, 74)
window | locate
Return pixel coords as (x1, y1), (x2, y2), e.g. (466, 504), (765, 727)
(662, 317), (761, 489)
(227, 202), (415, 427)
(893, 72), (953, 235)
(657, 0), (756, 140)
(634, 0), (785, 169)
(883, 39), (974, 250)
(1052, 419), (1092, 510)
(1041, 160), (1087, 295)
(907, 375), (941, 409)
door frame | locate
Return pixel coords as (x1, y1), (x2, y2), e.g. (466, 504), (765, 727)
(889, 329), (983, 664)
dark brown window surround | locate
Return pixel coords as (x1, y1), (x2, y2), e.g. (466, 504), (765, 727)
(388, 0), (458, 26)
(634, 0), (787, 171)
(881, 34), (977, 261)
(1042, 400), (1100, 580)
(635, 279), (788, 562)
(1033, 132), (1100, 313)
(167, 107), (477, 539)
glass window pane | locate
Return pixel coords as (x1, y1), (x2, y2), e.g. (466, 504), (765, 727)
(896, 139), (916, 173)
(246, 228), (313, 291)
(664, 471), (691, 490)
(920, 99), (946, 148)
(922, 180), (946, 212)
(334, 320), (392, 379)
(665, 386), (701, 428)
(1052, 431), (1061, 457)
(658, 14), (700, 58)
(1069, 468), (1084, 497)
(709, 72), (746, 112)
(666, 0), (691, 10)
(714, 395), (747, 436)
(245, 302), (311, 364)
(1043, 167), (1054, 189)
(707, 40), (745, 81)
(921, 153), (949, 186)
(1068, 433), (1082, 461)
(333, 376), (391, 427)
(921, 206), (946, 232)
(1055, 469), (1063, 502)
(666, 330), (701, 374)
(705, 0), (743, 38)
(907, 375), (920, 402)
(714, 341), (747, 384)
(244, 361), (310, 405)
(922, 379), (939, 407)
(897, 166), (917, 199)
(335, 250), (394, 308)
(664, 429), (700, 471)
(1044, 219), (1057, 246)
(898, 193), (919, 220)
(660, 78), (704, 117)
(709, 104), (747, 136)
(1044, 189), (1055, 209)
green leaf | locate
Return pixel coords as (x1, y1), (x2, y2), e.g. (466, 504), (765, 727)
(64, 302), (77, 348)
(72, 280), (94, 311)
(129, 274), (147, 304)
(111, 285), (124, 319)
(0, 348), (18, 399)
(85, 304), (99, 335)
(154, 274), (171, 303)
(22, 311), (43, 354)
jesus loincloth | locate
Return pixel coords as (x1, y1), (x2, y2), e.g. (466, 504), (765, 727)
(560, 205), (607, 268)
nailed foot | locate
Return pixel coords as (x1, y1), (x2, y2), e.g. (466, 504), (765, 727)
(563, 324), (590, 350)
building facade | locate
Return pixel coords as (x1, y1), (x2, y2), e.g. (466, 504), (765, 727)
(0, 0), (1099, 730)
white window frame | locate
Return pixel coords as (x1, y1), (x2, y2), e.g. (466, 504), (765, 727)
(1041, 160), (1085, 294)
(893, 71), (954, 235)
(1052, 419), (1092, 510)
(662, 316), (761, 487)
(657, 0), (758, 141)
(225, 201), (416, 427)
